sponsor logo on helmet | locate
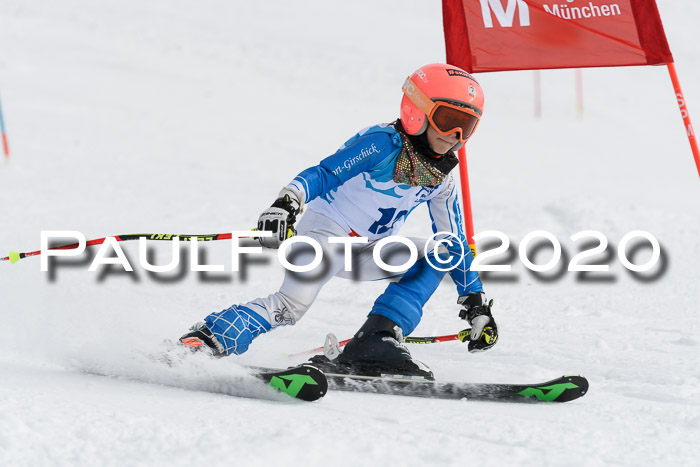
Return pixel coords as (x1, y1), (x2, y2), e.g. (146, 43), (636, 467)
(446, 68), (476, 80)
(469, 84), (476, 98)
(415, 69), (428, 82)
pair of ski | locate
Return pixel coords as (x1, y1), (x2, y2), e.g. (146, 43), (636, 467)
(256, 364), (589, 403)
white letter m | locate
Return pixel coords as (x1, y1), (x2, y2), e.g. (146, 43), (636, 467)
(479, 0), (530, 28)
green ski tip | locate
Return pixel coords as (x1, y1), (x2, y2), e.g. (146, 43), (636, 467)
(9, 251), (20, 264)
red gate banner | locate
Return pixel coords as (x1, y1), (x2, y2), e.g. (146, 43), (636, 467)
(443, 0), (673, 72)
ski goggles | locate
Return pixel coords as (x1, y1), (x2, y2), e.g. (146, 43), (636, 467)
(402, 76), (481, 143)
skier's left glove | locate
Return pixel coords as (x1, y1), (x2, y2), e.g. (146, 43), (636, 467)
(257, 189), (301, 249)
(458, 292), (498, 353)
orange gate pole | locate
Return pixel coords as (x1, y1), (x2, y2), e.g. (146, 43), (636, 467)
(666, 62), (700, 178)
(457, 146), (476, 257)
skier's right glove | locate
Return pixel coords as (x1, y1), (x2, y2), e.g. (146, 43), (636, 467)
(257, 189), (301, 249)
(458, 292), (498, 353)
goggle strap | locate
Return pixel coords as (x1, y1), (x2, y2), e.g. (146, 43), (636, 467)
(402, 76), (436, 116)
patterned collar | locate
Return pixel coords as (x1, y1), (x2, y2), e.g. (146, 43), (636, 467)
(393, 125), (459, 187)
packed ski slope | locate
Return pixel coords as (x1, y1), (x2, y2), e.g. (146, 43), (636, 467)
(1, 1), (699, 465)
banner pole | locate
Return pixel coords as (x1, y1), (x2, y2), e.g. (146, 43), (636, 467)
(457, 146), (476, 257)
(534, 70), (542, 119)
(666, 62), (700, 178)
(575, 69), (584, 119)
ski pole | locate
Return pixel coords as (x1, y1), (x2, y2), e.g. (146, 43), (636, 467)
(1, 232), (254, 264)
(288, 329), (473, 358)
(404, 329), (473, 344)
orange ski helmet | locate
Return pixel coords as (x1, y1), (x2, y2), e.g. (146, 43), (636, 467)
(400, 63), (484, 149)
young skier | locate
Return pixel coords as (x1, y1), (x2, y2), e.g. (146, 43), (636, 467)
(179, 63), (498, 379)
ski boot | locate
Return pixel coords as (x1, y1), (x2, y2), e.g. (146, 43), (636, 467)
(309, 315), (434, 380)
(179, 321), (226, 357)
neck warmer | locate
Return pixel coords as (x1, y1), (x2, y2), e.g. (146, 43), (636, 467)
(392, 120), (459, 187)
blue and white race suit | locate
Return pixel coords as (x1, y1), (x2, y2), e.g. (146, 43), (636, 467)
(204, 123), (484, 355)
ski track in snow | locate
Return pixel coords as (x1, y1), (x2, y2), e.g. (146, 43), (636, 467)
(1, 1), (699, 465)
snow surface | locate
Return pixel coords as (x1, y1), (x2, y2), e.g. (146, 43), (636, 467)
(1, 0), (699, 465)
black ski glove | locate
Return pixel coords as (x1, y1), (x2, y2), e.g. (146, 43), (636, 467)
(458, 292), (498, 353)
(257, 189), (301, 249)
